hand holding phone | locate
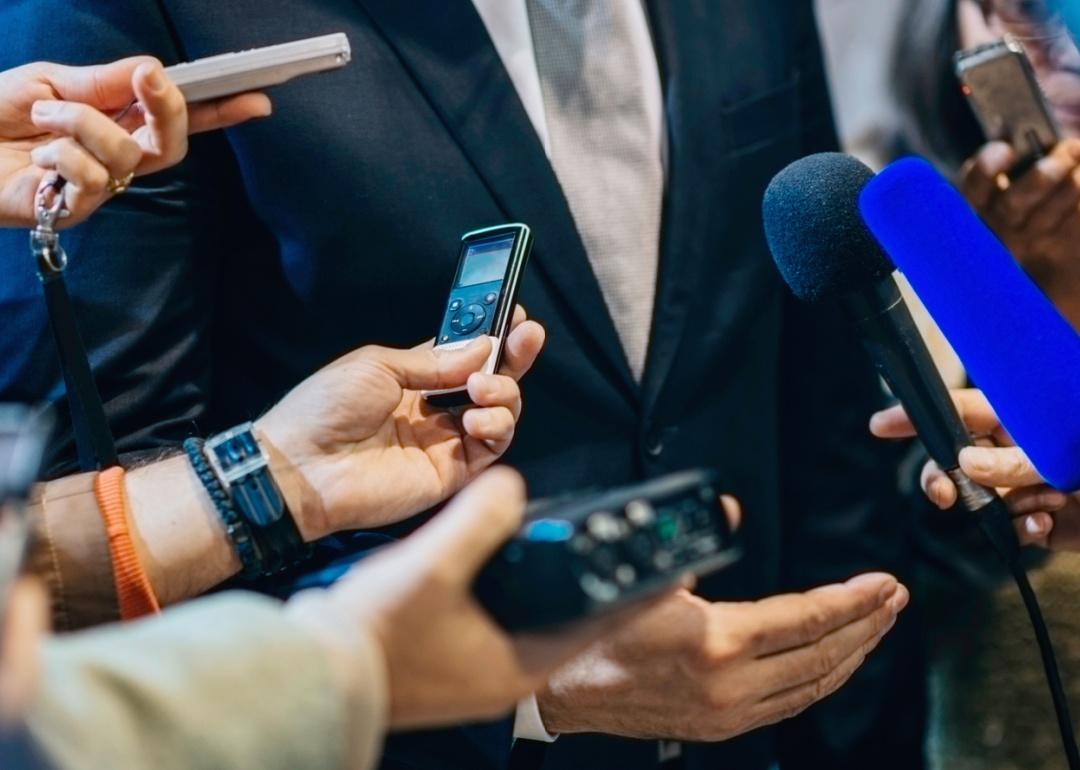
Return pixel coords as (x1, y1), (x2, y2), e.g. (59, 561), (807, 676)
(956, 35), (1061, 172)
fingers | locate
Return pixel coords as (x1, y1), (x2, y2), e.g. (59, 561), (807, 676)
(42, 56), (155, 111)
(1023, 162), (1080, 236)
(961, 142), (1016, 212)
(751, 623), (886, 726)
(412, 467), (526, 578)
(1003, 485), (1068, 517)
(29, 100), (142, 180)
(959, 445), (1045, 488)
(130, 62), (188, 171)
(993, 141), (1080, 229)
(742, 573), (898, 657)
(467, 372), (522, 421)
(1017, 512), (1055, 548)
(377, 337), (493, 392)
(188, 92), (272, 134)
(461, 405), (516, 448)
(28, 137), (109, 214)
(756, 584), (906, 695)
(921, 459), (958, 510)
(868, 403), (917, 439)
(721, 495), (742, 532)
(870, 389), (1001, 439)
(498, 318), (546, 381)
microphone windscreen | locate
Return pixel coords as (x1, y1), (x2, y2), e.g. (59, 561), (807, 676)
(860, 156), (1080, 490)
(763, 152), (894, 303)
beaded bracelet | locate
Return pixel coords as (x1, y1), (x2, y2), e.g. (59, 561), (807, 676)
(183, 437), (263, 579)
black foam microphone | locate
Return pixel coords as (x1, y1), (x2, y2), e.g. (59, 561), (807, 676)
(762, 153), (1016, 561)
(763, 152), (1078, 769)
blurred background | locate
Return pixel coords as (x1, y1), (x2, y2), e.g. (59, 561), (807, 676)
(817, 2), (1080, 766)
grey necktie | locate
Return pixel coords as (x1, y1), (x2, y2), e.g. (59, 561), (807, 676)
(526, 0), (664, 380)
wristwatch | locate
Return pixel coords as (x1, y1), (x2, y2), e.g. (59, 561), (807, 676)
(204, 422), (310, 575)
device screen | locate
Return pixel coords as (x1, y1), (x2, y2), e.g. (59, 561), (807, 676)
(457, 234), (515, 287)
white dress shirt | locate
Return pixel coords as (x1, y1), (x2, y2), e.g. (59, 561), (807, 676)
(469, 0), (666, 746)
(471, 0), (666, 167)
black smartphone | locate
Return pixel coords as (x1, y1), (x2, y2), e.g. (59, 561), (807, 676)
(423, 224), (532, 409)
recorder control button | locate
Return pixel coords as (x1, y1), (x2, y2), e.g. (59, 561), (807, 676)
(484, 292), (498, 305)
(625, 500), (655, 527)
(450, 304), (487, 335)
(449, 299), (464, 311)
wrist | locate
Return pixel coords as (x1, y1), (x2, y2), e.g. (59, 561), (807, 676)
(253, 421), (326, 542)
(125, 454), (241, 605)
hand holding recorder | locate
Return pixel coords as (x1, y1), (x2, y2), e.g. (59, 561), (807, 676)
(0, 56), (271, 227)
(256, 307), (544, 541)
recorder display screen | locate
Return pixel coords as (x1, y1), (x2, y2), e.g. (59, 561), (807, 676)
(458, 234), (514, 287)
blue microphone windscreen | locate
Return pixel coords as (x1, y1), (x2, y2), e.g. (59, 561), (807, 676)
(860, 157), (1080, 490)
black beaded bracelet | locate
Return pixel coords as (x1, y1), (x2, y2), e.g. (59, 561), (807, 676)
(183, 437), (264, 579)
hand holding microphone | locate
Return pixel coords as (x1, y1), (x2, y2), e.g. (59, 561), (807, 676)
(873, 390), (1080, 552)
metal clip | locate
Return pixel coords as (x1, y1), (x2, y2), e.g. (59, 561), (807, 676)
(30, 177), (69, 277)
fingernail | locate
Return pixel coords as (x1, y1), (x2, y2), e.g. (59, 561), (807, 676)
(32, 100), (58, 119)
(930, 479), (946, 506)
(1025, 515), (1045, 536)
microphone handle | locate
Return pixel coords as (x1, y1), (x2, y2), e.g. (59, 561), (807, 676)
(844, 276), (972, 470)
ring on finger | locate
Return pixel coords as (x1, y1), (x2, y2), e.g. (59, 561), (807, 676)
(106, 171), (135, 195)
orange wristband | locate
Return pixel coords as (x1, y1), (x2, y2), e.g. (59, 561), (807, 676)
(93, 467), (160, 620)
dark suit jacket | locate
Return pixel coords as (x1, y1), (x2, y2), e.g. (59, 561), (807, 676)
(0, 1), (925, 768)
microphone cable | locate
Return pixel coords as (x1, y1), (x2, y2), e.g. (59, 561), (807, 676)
(974, 493), (1080, 769)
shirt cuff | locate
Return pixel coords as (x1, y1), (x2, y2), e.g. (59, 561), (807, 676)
(513, 694), (558, 743)
(26, 473), (120, 631)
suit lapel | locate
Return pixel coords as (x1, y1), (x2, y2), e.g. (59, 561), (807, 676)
(640, 0), (718, 413)
(353, 0), (637, 399)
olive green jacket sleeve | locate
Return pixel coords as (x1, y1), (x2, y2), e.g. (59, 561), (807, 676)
(27, 592), (386, 770)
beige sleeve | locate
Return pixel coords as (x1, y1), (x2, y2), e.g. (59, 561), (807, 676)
(25, 473), (121, 631)
(28, 592), (387, 770)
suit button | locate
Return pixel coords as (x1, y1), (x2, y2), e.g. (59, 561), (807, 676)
(645, 431), (664, 457)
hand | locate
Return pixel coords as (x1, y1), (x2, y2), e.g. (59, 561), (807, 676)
(257, 308), (545, 540)
(310, 468), (655, 729)
(0, 56), (271, 228)
(0, 577), (49, 728)
(960, 140), (1080, 328)
(536, 573), (908, 741)
(870, 388), (1080, 551)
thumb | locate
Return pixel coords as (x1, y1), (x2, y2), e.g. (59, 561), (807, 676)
(363, 337), (492, 392)
(410, 467), (526, 580)
(45, 57), (157, 111)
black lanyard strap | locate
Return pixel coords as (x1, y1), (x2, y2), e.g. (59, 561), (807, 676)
(31, 181), (117, 471)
